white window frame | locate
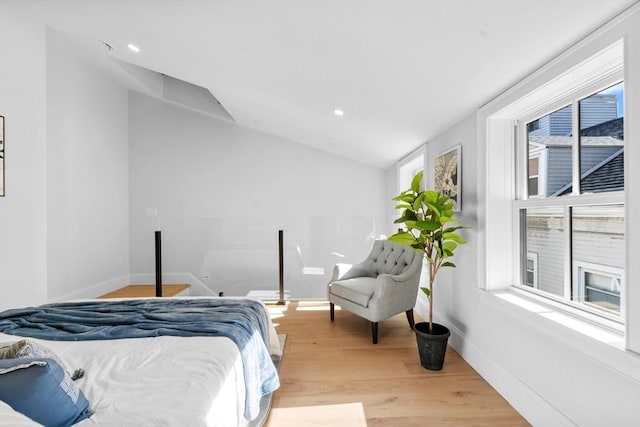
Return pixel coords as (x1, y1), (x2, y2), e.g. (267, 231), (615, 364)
(478, 39), (626, 327)
(574, 260), (624, 317)
(479, 5), (640, 366)
(513, 73), (625, 322)
(397, 147), (425, 192)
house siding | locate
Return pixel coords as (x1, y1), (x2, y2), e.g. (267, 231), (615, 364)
(546, 147), (572, 195)
(526, 212), (565, 296)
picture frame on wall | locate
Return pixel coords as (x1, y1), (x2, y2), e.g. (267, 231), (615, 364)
(434, 144), (461, 212)
(0, 115), (4, 197)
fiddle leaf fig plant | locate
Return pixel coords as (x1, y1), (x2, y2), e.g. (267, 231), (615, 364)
(388, 171), (469, 334)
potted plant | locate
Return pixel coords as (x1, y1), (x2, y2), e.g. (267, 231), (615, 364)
(388, 171), (468, 370)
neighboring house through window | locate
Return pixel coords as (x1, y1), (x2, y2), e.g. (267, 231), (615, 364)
(526, 252), (539, 288)
(515, 60), (625, 321)
(574, 260), (623, 315)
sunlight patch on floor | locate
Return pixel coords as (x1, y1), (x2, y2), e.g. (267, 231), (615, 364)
(292, 300), (334, 311)
(294, 304), (334, 312)
(266, 402), (367, 427)
(267, 300), (337, 322)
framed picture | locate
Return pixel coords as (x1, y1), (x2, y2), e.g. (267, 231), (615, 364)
(0, 116), (4, 197)
(434, 145), (461, 211)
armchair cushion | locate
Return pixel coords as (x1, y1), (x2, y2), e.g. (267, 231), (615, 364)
(330, 277), (377, 307)
(339, 265), (377, 280)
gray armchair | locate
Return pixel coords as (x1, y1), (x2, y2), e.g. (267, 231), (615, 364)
(328, 239), (423, 344)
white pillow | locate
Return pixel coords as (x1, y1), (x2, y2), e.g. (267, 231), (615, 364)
(0, 400), (43, 426)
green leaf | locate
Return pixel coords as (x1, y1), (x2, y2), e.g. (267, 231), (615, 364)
(439, 216), (456, 225)
(393, 194), (414, 204)
(444, 225), (468, 232)
(388, 232), (417, 247)
(425, 201), (441, 218)
(442, 261), (456, 268)
(395, 203), (412, 210)
(404, 220), (417, 229)
(420, 287), (431, 297)
(424, 190), (439, 203)
(413, 192), (425, 211)
(443, 232), (466, 244)
(442, 241), (458, 252)
(415, 219), (440, 231)
(411, 171), (423, 193)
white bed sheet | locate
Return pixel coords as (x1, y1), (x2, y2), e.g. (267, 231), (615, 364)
(0, 297), (281, 427)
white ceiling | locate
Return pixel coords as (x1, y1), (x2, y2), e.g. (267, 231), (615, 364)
(23, 0), (638, 168)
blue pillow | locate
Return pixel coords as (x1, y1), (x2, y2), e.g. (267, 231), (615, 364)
(0, 358), (91, 427)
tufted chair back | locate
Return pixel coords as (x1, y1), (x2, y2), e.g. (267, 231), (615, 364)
(339, 240), (420, 279)
(364, 240), (419, 276)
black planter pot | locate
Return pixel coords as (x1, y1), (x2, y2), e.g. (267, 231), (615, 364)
(414, 322), (450, 371)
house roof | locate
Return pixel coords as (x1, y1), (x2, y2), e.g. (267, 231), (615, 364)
(555, 148), (624, 196)
(530, 116), (624, 148)
(580, 117), (624, 139)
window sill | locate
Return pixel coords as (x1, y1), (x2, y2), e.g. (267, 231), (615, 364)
(483, 288), (640, 382)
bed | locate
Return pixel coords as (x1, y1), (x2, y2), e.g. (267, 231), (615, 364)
(0, 297), (282, 427)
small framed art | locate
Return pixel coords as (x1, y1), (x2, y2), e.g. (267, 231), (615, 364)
(434, 145), (461, 211)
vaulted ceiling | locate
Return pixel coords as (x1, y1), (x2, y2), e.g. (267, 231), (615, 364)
(21, 0), (638, 168)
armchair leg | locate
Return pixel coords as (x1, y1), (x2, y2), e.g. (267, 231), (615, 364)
(330, 303), (335, 321)
(371, 322), (378, 344)
(406, 309), (415, 330)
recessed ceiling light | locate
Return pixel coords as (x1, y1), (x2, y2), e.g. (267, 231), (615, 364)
(128, 44), (140, 53)
(333, 109), (344, 117)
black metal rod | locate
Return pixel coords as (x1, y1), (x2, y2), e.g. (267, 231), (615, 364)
(155, 230), (162, 297)
(278, 229), (285, 305)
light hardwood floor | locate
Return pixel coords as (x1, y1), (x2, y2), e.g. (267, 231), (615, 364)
(264, 301), (529, 427)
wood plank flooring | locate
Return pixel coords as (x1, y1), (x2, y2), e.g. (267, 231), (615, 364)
(97, 284), (190, 299)
(264, 301), (529, 427)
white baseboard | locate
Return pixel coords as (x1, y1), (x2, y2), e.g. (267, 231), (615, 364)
(443, 317), (573, 427)
(413, 300), (571, 426)
(48, 274), (131, 302)
(49, 272), (218, 302)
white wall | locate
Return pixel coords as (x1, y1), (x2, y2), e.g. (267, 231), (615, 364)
(0, 11), (387, 303)
(0, 5), (48, 310)
(46, 30), (130, 301)
(129, 93), (387, 298)
(390, 6), (640, 426)
(384, 164), (399, 237)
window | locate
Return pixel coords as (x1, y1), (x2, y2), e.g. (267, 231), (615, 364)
(398, 149), (425, 192)
(526, 252), (539, 288)
(515, 79), (625, 321)
(528, 157), (539, 197)
(574, 261), (623, 315)
(527, 119), (540, 133)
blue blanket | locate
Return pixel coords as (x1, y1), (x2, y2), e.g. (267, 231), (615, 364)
(0, 298), (280, 421)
